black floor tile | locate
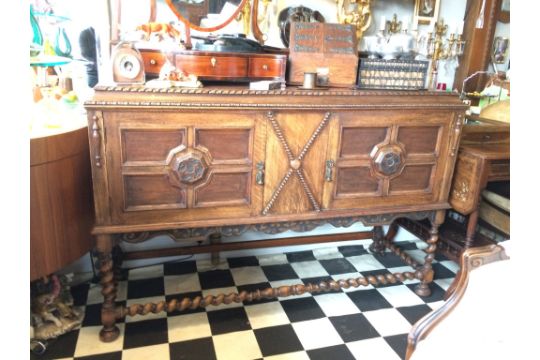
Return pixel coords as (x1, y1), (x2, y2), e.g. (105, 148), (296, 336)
(286, 250), (316, 263)
(434, 251), (450, 262)
(164, 260), (197, 276)
(127, 277), (165, 299)
(75, 352), (123, 360)
(123, 318), (169, 349)
(329, 313), (380, 342)
(207, 307), (251, 335)
(261, 264), (299, 281)
(432, 262), (457, 279)
(280, 297), (326, 323)
(384, 333), (408, 360)
(347, 289), (393, 312)
(393, 241), (419, 250)
(254, 324), (304, 357)
(198, 269), (236, 290)
(82, 303), (103, 327)
(374, 252), (409, 268)
(307, 344), (356, 360)
(301, 276), (342, 295)
(396, 304), (433, 325)
(319, 258), (357, 275)
(31, 329), (79, 360)
(169, 337), (217, 360)
(227, 256), (259, 268)
(406, 282), (447, 303)
(165, 291), (206, 316)
(237, 282), (275, 305)
(71, 282), (90, 306)
(338, 245), (368, 257)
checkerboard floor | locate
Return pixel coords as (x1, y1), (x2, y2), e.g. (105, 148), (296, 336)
(32, 239), (459, 360)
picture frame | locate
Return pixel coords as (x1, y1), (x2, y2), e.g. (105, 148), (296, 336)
(413, 0), (441, 25)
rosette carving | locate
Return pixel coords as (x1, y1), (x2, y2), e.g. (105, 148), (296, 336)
(370, 143), (405, 177)
(167, 149), (210, 187)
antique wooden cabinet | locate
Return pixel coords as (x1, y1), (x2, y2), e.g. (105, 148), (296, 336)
(85, 86), (466, 342)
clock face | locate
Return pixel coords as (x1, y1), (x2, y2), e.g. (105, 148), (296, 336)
(117, 54), (141, 80)
(112, 43), (145, 84)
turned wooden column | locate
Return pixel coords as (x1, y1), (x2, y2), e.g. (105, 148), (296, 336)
(97, 234), (120, 342)
(369, 226), (386, 255)
(414, 210), (445, 297)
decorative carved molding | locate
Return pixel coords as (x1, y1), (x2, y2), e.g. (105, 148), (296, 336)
(371, 144), (405, 177)
(452, 180), (470, 202)
(263, 111), (331, 214)
(119, 211), (437, 244)
(91, 113), (103, 168)
(93, 85), (461, 97)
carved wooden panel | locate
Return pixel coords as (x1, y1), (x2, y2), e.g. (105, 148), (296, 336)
(104, 111), (265, 225)
(449, 151), (483, 215)
(122, 129), (186, 164)
(324, 111), (452, 210)
(124, 175), (186, 210)
(262, 111), (331, 215)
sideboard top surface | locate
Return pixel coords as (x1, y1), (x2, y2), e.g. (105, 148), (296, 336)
(87, 85), (467, 110)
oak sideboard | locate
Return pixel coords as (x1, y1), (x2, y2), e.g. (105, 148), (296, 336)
(85, 86), (466, 342)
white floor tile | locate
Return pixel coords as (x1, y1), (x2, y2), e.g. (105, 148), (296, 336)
(377, 285), (424, 308)
(244, 302), (290, 329)
(196, 258), (230, 271)
(292, 318), (344, 350)
(314, 293), (360, 317)
(230, 266), (269, 286)
(264, 351), (310, 360)
(164, 273), (201, 295)
(363, 308), (412, 337)
(74, 324), (125, 357)
(404, 249), (427, 263)
(213, 330), (262, 360)
(347, 254), (385, 272)
(125, 296), (167, 322)
(122, 343), (170, 360)
(258, 253), (289, 266)
(128, 265), (164, 280)
(202, 287), (243, 311)
(290, 261), (329, 278)
(439, 260), (460, 273)
(167, 312), (212, 343)
(347, 338), (402, 360)
(428, 300), (445, 310)
(313, 247), (343, 260)
(434, 278), (454, 291)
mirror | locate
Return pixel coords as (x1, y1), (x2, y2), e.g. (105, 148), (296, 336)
(165, 0), (247, 32)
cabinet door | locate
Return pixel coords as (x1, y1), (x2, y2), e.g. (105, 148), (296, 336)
(323, 110), (454, 211)
(262, 111), (330, 215)
(103, 110), (266, 225)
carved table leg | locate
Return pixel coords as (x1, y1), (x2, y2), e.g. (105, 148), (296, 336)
(464, 209), (479, 248)
(111, 244), (124, 283)
(369, 226), (386, 255)
(414, 211), (444, 297)
(209, 233), (222, 266)
(96, 234), (120, 342)
(385, 221), (400, 242)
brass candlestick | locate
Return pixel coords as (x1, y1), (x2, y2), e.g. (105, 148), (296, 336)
(425, 20), (465, 90)
(336, 0), (373, 42)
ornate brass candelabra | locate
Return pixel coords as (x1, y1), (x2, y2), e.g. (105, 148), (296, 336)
(425, 20), (465, 90)
(336, 0), (373, 41)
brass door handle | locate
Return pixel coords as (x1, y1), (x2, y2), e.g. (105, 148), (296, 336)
(150, 59), (157, 65)
(325, 160), (335, 182)
(256, 161), (265, 185)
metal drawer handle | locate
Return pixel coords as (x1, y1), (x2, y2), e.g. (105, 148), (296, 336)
(150, 59), (157, 65)
(256, 161), (265, 185)
(211, 57), (217, 67)
(325, 160), (335, 182)
(262, 64), (268, 70)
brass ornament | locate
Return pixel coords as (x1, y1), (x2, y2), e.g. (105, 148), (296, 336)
(336, 0), (372, 42)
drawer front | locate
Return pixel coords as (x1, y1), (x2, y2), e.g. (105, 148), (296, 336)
(175, 55), (248, 78)
(141, 50), (167, 76)
(488, 159), (510, 181)
(323, 110), (456, 211)
(248, 57), (286, 79)
(103, 111), (265, 225)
